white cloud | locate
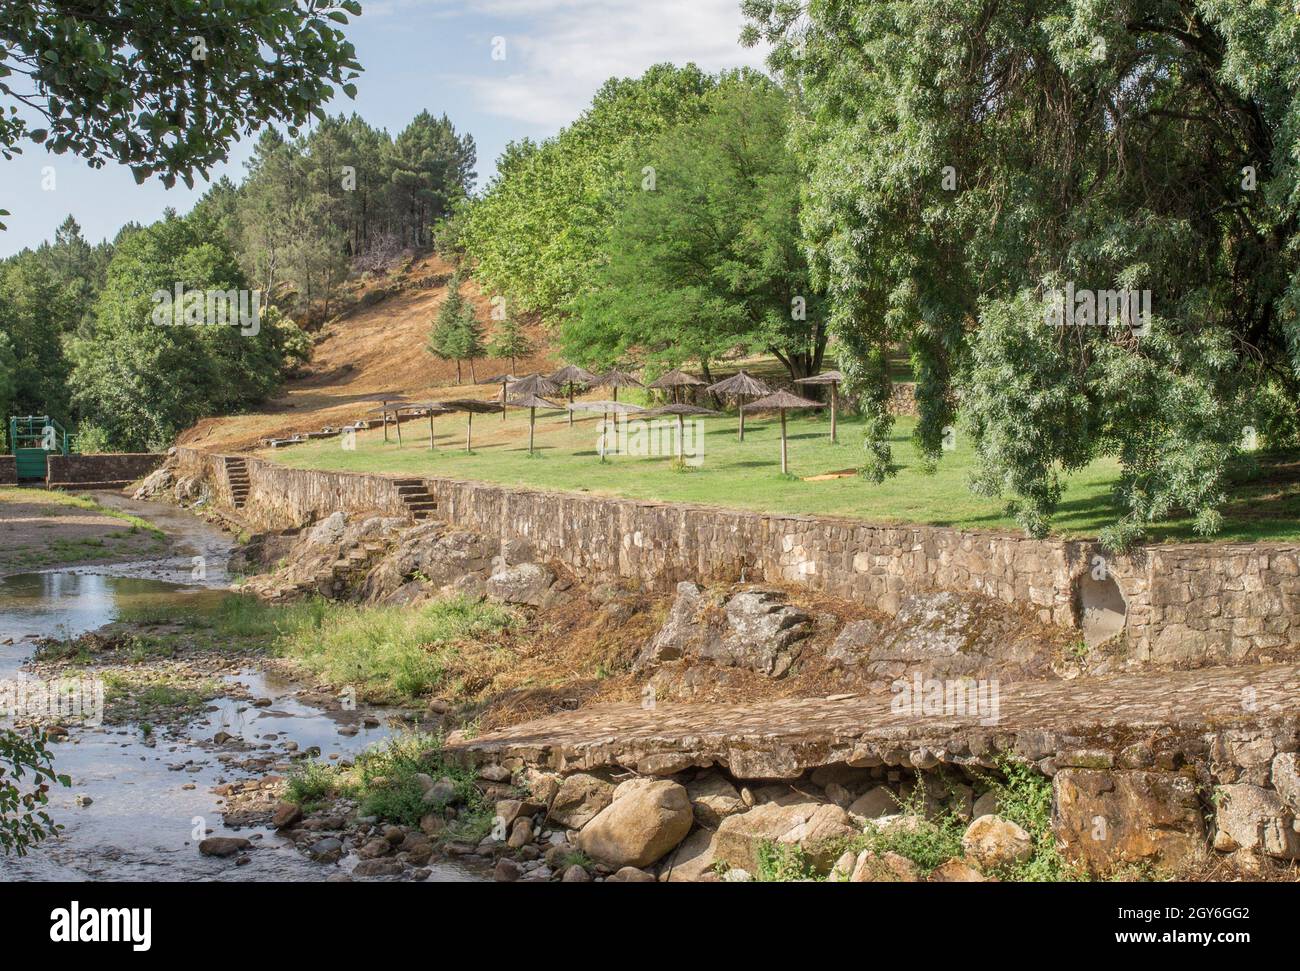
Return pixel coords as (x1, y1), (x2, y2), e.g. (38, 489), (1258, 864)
(411, 0), (769, 129)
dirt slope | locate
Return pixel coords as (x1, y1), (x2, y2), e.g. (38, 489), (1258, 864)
(179, 255), (556, 452)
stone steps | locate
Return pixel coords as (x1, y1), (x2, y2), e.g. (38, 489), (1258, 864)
(223, 456), (251, 509)
(392, 478), (437, 521)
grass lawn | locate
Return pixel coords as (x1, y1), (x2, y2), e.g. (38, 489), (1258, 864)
(257, 401), (1300, 543)
(0, 487), (170, 572)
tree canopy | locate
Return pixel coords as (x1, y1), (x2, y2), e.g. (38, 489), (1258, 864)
(562, 71), (825, 380)
(0, 0), (363, 187)
(744, 0), (1300, 544)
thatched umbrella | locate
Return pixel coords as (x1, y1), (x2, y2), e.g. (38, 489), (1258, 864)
(508, 372), (560, 397)
(402, 402), (455, 451)
(746, 390), (824, 474)
(480, 373), (516, 421)
(362, 392), (408, 443)
(549, 364), (598, 426)
(648, 368), (706, 405)
(441, 398), (504, 452)
(568, 400), (647, 460)
(644, 402), (720, 462)
(507, 393), (562, 454)
(795, 370), (845, 443)
(706, 370), (771, 442)
(591, 367), (643, 403)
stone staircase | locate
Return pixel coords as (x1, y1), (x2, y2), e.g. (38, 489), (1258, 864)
(256, 540), (388, 603)
(224, 456), (251, 508)
(394, 478), (437, 520)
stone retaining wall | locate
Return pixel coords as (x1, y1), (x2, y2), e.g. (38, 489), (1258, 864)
(0, 455), (14, 485)
(46, 452), (165, 489)
(173, 447), (1299, 665)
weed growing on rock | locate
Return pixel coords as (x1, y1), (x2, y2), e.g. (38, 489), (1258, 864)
(977, 754), (1081, 882)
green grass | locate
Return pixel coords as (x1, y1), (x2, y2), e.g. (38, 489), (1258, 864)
(114, 592), (520, 704)
(285, 731), (492, 835)
(260, 408), (1300, 543)
(0, 487), (165, 536)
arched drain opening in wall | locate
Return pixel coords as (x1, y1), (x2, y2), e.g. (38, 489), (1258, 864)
(1076, 571), (1128, 647)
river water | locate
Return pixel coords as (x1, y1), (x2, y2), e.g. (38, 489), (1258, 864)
(0, 493), (480, 882)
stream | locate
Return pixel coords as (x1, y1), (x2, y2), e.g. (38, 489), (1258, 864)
(0, 493), (480, 882)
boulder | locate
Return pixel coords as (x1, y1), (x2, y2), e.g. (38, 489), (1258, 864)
(307, 837), (343, 863)
(496, 798), (545, 829)
(962, 815), (1033, 869)
(1053, 769), (1206, 874)
(1272, 753), (1300, 814)
(352, 859), (404, 878)
(714, 802), (856, 873)
(485, 563), (555, 606)
(658, 826), (719, 882)
(577, 779), (694, 869)
(561, 864), (592, 882)
(199, 836), (251, 857)
(606, 866), (657, 882)
(271, 801), (302, 829)
(849, 850), (921, 882)
(1212, 784), (1300, 860)
(928, 858), (989, 882)
(548, 772), (615, 829)
(635, 583), (813, 678)
(685, 772), (744, 828)
(493, 858), (521, 882)
(827, 618), (883, 667)
(847, 786), (899, 821)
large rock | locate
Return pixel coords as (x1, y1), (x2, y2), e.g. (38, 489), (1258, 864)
(1053, 769), (1206, 874)
(199, 836), (251, 857)
(928, 858), (989, 882)
(636, 583), (813, 678)
(485, 563), (555, 606)
(548, 772), (615, 829)
(1212, 784), (1300, 860)
(658, 826), (719, 882)
(577, 779), (694, 869)
(961, 815), (1033, 870)
(827, 618), (883, 667)
(714, 802), (856, 873)
(849, 850), (921, 882)
(685, 772), (744, 828)
(847, 786), (900, 821)
(1272, 753), (1300, 814)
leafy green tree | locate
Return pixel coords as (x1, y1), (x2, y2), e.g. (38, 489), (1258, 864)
(745, 0), (1300, 543)
(0, 0), (362, 187)
(68, 208), (293, 450)
(487, 309), (533, 373)
(0, 729), (69, 857)
(463, 64), (717, 322)
(564, 72), (825, 381)
(428, 270), (480, 383)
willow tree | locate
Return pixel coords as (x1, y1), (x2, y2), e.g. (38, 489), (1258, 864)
(744, 0), (1300, 545)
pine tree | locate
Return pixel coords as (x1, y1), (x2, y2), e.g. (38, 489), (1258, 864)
(487, 312), (532, 373)
(428, 271), (478, 383)
(459, 301), (485, 384)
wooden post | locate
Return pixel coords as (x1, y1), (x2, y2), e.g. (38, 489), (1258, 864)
(677, 413), (685, 460)
(528, 407), (536, 454)
(395, 410), (403, 447)
(466, 412), (473, 452)
(501, 382), (507, 421)
(739, 402), (745, 442)
(780, 409), (788, 474)
(831, 382), (838, 443)
(427, 411), (436, 451)
(382, 404), (389, 443)
(568, 386), (575, 426)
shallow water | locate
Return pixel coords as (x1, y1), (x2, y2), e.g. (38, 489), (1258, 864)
(0, 496), (481, 882)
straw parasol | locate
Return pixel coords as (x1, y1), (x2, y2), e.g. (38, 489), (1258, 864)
(706, 370), (771, 442)
(648, 368), (706, 405)
(508, 372), (560, 397)
(507, 393), (562, 454)
(361, 392), (408, 443)
(549, 364), (598, 426)
(644, 402), (720, 462)
(591, 367), (643, 403)
(794, 370), (845, 442)
(401, 402), (455, 451)
(746, 390), (824, 474)
(568, 400), (647, 460)
(480, 373), (516, 421)
(441, 398), (504, 452)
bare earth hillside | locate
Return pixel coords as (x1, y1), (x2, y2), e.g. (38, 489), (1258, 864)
(179, 255), (556, 452)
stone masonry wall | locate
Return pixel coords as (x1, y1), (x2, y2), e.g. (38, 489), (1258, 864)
(0, 455), (14, 485)
(46, 452), (165, 488)
(174, 447), (1300, 665)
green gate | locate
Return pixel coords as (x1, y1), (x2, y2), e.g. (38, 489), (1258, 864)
(8, 415), (70, 482)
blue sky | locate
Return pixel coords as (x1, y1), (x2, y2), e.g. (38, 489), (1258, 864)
(0, 0), (766, 257)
